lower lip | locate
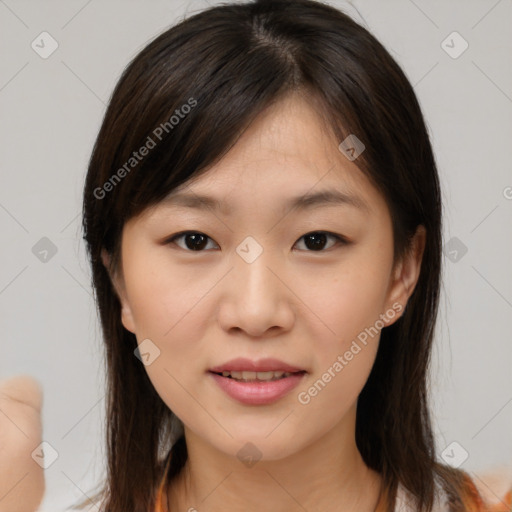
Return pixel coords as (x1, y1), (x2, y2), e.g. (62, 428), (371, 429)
(208, 371), (306, 405)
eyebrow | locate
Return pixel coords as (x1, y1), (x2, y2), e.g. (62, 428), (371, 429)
(161, 188), (371, 215)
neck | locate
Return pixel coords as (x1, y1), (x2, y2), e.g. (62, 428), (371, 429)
(167, 407), (383, 512)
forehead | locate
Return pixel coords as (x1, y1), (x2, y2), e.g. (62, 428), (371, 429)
(156, 94), (387, 219)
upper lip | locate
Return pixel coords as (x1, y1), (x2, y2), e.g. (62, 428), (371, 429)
(209, 358), (306, 373)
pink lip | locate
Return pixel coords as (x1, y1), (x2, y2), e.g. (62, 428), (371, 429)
(208, 371), (306, 405)
(209, 357), (305, 373)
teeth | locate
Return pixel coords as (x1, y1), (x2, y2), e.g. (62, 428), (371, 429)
(220, 370), (294, 381)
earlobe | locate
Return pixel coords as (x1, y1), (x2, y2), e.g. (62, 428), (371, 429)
(100, 248), (137, 334)
(383, 225), (426, 326)
(120, 305), (137, 335)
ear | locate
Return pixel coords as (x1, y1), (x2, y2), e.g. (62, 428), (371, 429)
(382, 225), (426, 327)
(101, 248), (136, 334)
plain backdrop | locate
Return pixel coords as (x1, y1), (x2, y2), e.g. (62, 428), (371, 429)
(0, 0), (511, 510)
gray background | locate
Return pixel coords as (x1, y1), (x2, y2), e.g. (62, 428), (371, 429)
(1, 0), (511, 510)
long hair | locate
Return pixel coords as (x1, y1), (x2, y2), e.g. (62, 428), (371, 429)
(79, 0), (477, 510)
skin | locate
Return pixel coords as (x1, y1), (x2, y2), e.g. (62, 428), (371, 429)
(103, 91), (426, 512)
(0, 376), (45, 512)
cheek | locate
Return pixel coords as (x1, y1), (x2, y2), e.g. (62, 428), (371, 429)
(121, 248), (214, 401)
(122, 248), (212, 338)
(295, 274), (383, 421)
(297, 260), (390, 356)
(294, 344), (377, 443)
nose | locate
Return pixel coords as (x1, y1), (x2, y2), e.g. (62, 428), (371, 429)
(217, 247), (295, 338)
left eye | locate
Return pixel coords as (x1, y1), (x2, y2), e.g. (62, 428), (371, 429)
(165, 231), (347, 252)
(294, 231), (346, 251)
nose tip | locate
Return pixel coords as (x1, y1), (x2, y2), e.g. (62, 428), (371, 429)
(217, 251), (295, 337)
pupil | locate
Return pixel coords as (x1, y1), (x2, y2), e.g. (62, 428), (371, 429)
(305, 233), (326, 250)
(186, 234), (207, 250)
(184, 233), (327, 251)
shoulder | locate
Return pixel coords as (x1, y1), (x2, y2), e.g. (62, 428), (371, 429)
(470, 466), (512, 511)
(394, 466), (512, 512)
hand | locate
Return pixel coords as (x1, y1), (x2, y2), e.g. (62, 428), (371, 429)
(0, 376), (45, 512)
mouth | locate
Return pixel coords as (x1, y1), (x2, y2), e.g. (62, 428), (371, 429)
(207, 358), (308, 405)
(209, 370), (307, 382)
(207, 369), (308, 405)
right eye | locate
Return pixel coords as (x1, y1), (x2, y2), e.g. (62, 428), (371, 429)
(165, 231), (219, 251)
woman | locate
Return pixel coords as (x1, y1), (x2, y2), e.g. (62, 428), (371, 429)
(2, 0), (510, 511)
(79, 0), (512, 509)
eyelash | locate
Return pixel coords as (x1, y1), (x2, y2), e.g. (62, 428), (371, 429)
(164, 230), (349, 252)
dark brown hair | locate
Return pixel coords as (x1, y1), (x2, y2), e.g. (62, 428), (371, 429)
(79, 0), (477, 510)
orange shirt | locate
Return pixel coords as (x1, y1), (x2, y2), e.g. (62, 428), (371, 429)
(154, 451), (512, 512)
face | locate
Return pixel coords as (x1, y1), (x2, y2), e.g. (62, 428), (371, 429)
(103, 92), (425, 462)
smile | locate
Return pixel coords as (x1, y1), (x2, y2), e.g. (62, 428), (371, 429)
(208, 370), (307, 405)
